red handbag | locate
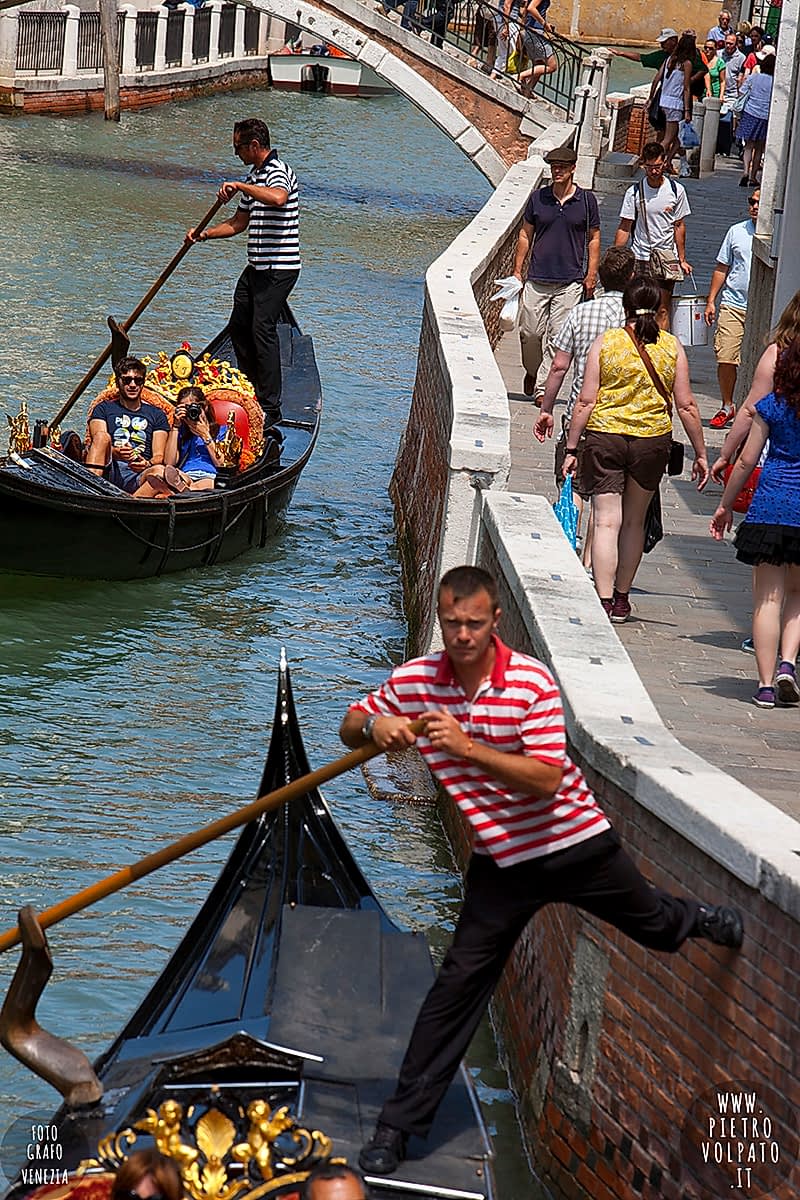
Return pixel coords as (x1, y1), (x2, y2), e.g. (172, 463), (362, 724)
(723, 464), (761, 514)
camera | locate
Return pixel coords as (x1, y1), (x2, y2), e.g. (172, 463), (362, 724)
(185, 402), (202, 421)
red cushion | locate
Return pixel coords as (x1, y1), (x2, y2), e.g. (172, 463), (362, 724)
(209, 399), (251, 454)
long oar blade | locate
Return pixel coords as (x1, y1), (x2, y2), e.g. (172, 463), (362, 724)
(0, 721), (426, 955)
(49, 196), (225, 431)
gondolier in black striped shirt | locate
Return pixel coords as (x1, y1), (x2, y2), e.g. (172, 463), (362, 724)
(188, 118), (301, 426)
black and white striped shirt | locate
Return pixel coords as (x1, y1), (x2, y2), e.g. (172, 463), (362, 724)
(239, 151), (300, 272)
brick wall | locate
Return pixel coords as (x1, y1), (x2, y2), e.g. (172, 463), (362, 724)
(389, 295), (452, 652)
(17, 69), (270, 115)
(613, 99), (661, 158)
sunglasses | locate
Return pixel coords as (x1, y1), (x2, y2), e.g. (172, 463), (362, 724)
(119, 375), (145, 385)
(748, 197), (760, 204)
(233, 139), (253, 151)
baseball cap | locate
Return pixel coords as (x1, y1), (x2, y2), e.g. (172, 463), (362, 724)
(545, 146), (577, 164)
(756, 44), (776, 59)
(657, 28), (679, 43)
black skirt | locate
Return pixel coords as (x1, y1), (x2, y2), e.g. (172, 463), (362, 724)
(734, 522), (800, 566)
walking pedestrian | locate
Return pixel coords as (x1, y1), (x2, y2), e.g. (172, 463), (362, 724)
(563, 278), (709, 622)
(513, 145), (600, 405)
(707, 9), (733, 48)
(344, 564), (743, 1176)
(705, 189), (759, 429)
(709, 338), (800, 709)
(653, 32), (695, 176)
(737, 47), (775, 186)
(187, 118), (300, 426)
(517, 0), (558, 95)
(614, 141), (692, 311)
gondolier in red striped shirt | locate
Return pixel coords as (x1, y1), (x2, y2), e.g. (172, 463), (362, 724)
(340, 564), (744, 1176)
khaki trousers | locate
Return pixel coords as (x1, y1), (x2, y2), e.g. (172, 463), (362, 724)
(519, 279), (583, 399)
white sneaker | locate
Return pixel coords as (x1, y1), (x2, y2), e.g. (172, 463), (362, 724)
(679, 162), (692, 178)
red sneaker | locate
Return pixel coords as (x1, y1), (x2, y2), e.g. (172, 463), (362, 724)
(709, 407), (735, 429)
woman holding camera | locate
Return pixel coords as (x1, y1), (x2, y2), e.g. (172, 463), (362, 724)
(134, 386), (223, 496)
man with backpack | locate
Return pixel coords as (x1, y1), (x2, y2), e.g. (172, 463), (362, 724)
(614, 141), (692, 315)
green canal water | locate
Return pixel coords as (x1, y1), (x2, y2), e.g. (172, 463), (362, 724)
(0, 89), (543, 1196)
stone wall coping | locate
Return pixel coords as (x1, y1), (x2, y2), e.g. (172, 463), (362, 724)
(481, 490), (800, 920)
(15, 58), (269, 91)
(424, 159), (544, 476)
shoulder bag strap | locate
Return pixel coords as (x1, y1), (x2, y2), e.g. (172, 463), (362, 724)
(625, 327), (672, 418)
(637, 180), (653, 250)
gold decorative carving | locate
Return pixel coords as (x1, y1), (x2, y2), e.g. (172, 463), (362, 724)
(7, 401), (32, 455)
(79, 1097), (334, 1200)
(49, 425), (62, 450)
(216, 411), (243, 469)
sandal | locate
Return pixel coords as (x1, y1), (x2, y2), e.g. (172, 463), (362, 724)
(709, 406), (735, 429)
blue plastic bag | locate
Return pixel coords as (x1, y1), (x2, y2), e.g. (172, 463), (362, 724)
(553, 476), (578, 549)
(678, 119), (700, 148)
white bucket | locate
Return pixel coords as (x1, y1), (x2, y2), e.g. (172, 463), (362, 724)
(671, 275), (708, 347)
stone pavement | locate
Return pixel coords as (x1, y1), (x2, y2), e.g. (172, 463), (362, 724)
(499, 156), (800, 823)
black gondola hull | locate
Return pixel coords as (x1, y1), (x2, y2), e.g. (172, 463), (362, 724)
(3, 659), (496, 1200)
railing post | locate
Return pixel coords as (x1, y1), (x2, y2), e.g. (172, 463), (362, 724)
(153, 4), (168, 72)
(0, 12), (20, 91)
(581, 47), (611, 117)
(120, 4), (137, 74)
(573, 83), (600, 186)
(62, 4), (80, 79)
(699, 96), (721, 179)
(207, 0), (222, 62)
(180, 2), (194, 67)
(233, 2), (245, 58)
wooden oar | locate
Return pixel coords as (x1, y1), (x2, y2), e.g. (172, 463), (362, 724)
(48, 196), (225, 432)
(0, 720), (426, 955)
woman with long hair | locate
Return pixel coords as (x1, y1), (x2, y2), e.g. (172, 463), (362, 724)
(655, 32), (695, 174)
(710, 338), (800, 708)
(563, 277), (709, 621)
(134, 385), (224, 497)
(709, 288), (800, 485)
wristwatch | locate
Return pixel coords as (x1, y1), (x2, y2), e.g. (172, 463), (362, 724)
(362, 714), (379, 741)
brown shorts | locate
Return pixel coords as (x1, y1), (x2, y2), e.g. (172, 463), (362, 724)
(714, 303), (747, 365)
(581, 430), (672, 495)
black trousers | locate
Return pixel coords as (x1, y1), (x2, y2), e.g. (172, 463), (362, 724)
(380, 831), (700, 1138)
(228, 265), (299, 412)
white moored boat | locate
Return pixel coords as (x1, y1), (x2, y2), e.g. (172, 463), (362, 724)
(268, 51), (393, 97)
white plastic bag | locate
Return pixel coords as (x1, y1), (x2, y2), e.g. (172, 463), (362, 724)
(490, 275), (523, 331)
(678, 119), (700, 148)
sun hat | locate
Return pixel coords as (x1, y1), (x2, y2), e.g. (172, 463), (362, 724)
(657, 28), (679, 43)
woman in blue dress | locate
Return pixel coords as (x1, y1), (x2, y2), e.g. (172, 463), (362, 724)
(710, 338), (800, 708)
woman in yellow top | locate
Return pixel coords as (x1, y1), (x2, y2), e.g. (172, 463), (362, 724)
(564, 278), (709, 622)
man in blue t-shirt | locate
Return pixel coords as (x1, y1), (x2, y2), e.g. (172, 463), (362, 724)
(704, 189), (759, 429)
(86, 357), (170, 494)
(512, 145), (600, 406)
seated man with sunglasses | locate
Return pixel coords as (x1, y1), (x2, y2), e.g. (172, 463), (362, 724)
(85, 357), (170, 494)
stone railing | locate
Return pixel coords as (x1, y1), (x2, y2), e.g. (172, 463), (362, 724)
(390, 131), (800, 1200)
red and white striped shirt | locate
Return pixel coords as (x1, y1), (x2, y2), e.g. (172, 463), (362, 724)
(352, 636), (609, 867)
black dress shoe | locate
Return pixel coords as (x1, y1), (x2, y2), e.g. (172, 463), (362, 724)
(358, 1122), (408, 1174)
(694, 905), (744, 948)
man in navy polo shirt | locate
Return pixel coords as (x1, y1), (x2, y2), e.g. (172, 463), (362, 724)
(513, 145), (600, 406)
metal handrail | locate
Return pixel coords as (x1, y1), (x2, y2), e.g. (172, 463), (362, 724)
(385, 0), (591, 117)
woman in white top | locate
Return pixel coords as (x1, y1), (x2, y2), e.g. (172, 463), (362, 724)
(655, 33), (694, 173)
